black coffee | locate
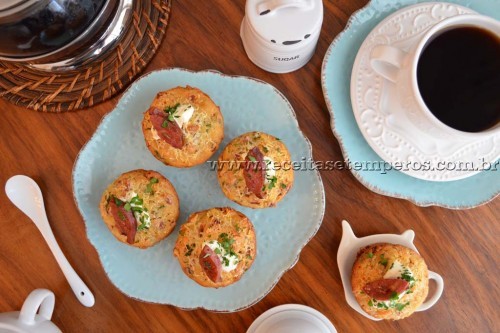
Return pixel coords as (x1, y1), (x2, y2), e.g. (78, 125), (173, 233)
(417, 27), (500, 133)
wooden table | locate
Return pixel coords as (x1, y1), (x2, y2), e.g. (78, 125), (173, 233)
(0, 1), (498, 332)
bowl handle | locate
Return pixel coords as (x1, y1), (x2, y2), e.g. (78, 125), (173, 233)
(341, 220), (357, 242)
(415, 271), (444, 312)
(19, 289), (55, 325)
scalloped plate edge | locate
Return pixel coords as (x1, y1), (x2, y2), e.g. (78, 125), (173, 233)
(72, 67), (326, 311)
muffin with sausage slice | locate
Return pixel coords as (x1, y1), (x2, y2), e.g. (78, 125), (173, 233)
(217, 131), (294, 209)
(99, 169), (180, 249)
(142, 86), (224, 168)
(173, 207), (256, 288)
(351, 243), (429, 320)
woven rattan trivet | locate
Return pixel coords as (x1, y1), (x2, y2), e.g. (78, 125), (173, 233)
(0, 0), (171, 112)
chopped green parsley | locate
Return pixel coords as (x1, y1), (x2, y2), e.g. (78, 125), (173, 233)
(267, 176), (277, 190)
(379, 254), (388, 267)
(114, 197), (124, 206)
(368, 298), (410, 311)
(207, 236), (239, 268)
(164, 103), (180, 122)
(218, 233), (236, 257)
(395, 302), (410, 311)
(145, 177), (159, 194)
(401, 268), (415, 286)
(116, 195), (150, 230)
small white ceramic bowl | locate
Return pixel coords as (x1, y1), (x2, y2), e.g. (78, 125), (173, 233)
(247, 304), (337, 333)
(337, 220), (444, 321)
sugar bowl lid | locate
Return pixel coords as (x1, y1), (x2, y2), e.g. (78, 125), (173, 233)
(245, 0), (323, 46)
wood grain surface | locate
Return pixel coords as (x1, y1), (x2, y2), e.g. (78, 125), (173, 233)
(0, 1), (498, 332)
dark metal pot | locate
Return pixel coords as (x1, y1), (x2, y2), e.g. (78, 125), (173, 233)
(0, 0), (115, 60)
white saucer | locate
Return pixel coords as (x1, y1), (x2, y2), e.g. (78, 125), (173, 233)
(337, 220), (444, 321)
(350, 2), (499, 181)
(247, 304), (337, 333)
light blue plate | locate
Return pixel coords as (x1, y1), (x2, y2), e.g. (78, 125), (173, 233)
(322, 0), (500, 209)
(72, 68), (325, 311)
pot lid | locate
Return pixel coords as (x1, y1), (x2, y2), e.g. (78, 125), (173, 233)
(245, 0), (323, 46)
(0, 0), (45, 22)
(0, 0), (28, 11)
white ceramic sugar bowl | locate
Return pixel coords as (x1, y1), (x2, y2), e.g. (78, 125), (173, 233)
(0, 289), (61, 333)
(241, 0), (323, 73)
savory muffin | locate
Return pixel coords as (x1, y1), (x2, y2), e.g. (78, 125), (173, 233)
(142, 86), (224, 168)
(99, 169), (180, 249)
(173, 207), (256, 288)
(217, 131), (294, 209)
(351, 243), (429, 320)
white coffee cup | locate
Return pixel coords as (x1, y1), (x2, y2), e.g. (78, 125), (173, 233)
(370, 14), (500, 140)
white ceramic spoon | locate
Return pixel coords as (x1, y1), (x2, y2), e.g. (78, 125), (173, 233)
(5, 175), (95, 307)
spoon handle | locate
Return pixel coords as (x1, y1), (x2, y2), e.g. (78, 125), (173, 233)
(36, 212), (95, 307)
(5, 175), (95, 307)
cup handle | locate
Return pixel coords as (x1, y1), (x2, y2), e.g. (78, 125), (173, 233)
(18, 289), (55, 325)
(415, 271), (444, 312)
(370, 45), (406, 82)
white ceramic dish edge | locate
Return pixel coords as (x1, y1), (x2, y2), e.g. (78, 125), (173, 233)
(246, 304), (337, 333)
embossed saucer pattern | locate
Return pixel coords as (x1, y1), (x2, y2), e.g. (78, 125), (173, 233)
(350, 2), (499, 181)
(322, 0), (500, 209)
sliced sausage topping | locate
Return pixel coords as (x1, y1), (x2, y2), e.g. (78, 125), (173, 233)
(363, 278), (409, 301)
(199, 245), (222, 283)
(243, 146), (266, 199)
(108, 198), (137, 244)
(148, 107), (184, 149)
